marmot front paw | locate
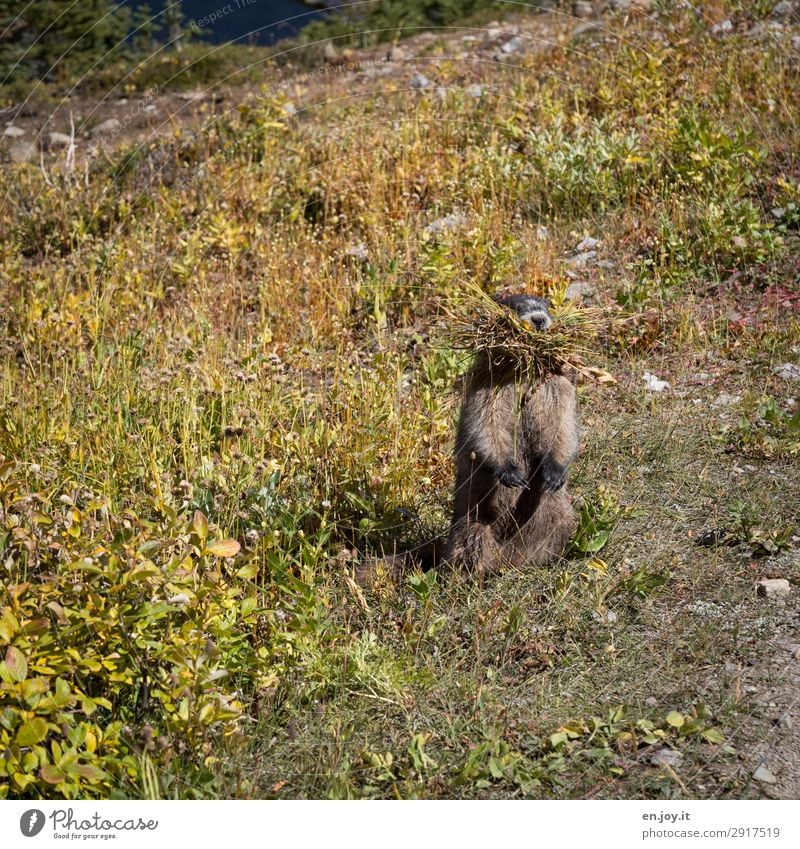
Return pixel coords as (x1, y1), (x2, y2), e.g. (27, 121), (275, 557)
(541, 459), (567, 492)
(497, 463), (529, 489)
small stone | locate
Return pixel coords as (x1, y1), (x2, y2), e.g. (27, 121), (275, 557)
(143, 104), (157, 114)
(650, 748), (684, 768)
(712, 392), (740, 408)
(565, 281), (596, 302)
(177, 90), (205, 102)
(572, 22), (602, 38)
(771, 207), (786, 219)
(500, 36), (525, 54)
(772, 1), (797, 20)
(573, 1), (596, 19)
(643, 372), (670, 392)
(323, 41), (338, 63)
(410, 72), (431, 89)
(566, 250), (597, 266)
(466, 84), (484, 98)
(773, 362), (800, 381)
(711, 20), (733, 36)
(644, 696), (658, 707)
(753, 765), (777, 784)
(48, 132), (74, 148)
(90, 118), (121, 135)
(575, 235), (600, 252)
(283, 102), (297, 117)
(756, 578), (791, 599)
(775, 713), (793, 730)
(536, 224), (549, 241)
(610, 0), (652, 9)
(9, 142), (37, 163)
(793, 35), (800, 50)
(3, 125), (25, 137)
(387, 44), (406, 62)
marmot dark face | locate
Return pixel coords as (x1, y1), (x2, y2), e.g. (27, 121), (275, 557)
(494, 294), (552, 331)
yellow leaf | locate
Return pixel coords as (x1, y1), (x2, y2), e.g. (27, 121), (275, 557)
(206, 539), (241, 558)
(666, 711), (685, 728)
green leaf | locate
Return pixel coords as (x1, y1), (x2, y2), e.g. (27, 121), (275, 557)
(16, 717), (48, 747)
(701, 727), (725, 744)
(236, 562), (258, 580)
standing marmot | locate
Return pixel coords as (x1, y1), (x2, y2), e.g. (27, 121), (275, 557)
(444, 295), (579, 576)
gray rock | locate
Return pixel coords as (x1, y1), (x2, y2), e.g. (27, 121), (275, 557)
(177, 90), (205, 102)
(387, 44), (406, 62)
(572, 22), (602, 38)
(323, 41), (338, 63)
(756, 579), (791, 599)
(644, 696), (658, 707)
(565, 282), (596, 301)
(793, 35), (800, 50)
(48, 132), (74, 148)
(711, 20), (734, 36)
(576, 235), (600, 252)
(776, 713), (793, 731)
(466, 84), (484, 98)
(410, 72), (431, 89)
(3, 125), (25, 138)
(643, 372), (670, 392)
(143, 104), (157, 114)
(772, 1), (797, 20)
(773, 362), (800, 381)
(566, 250), (597, 266)
(9, 142), (37, 163)
(711, 392), (740, 408)
(650, 748), (684, 768)
(500, 36), (525, 55)
(610, 0), (652, 9)
(753, 765), (777, 784)
(90, 118), (121, 136)
(573, 1), (596, 18)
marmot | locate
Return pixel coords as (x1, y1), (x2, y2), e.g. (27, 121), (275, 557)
(443, 295), (579, 576)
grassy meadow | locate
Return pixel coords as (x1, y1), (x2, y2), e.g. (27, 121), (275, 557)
(1, 2), (799, 799)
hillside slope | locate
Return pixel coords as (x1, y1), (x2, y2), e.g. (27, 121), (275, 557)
(1, 2), (800, 799)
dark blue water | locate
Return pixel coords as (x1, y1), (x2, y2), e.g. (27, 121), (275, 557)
(121, 1), (330, 45)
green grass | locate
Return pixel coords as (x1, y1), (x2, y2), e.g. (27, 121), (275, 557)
(1, 2), (799, 799)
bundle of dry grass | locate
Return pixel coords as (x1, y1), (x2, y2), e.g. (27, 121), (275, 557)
(444, 285), (614, 385)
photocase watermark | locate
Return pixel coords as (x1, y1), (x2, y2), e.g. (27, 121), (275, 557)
(188, 0), (259, 33)
(17, 808), (159, 839)
(20, 810), (46, 838)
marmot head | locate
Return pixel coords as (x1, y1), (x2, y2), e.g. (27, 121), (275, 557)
(494, 294), (552, 330)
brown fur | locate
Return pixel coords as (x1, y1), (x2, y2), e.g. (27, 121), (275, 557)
(443, 353), (579, 576)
